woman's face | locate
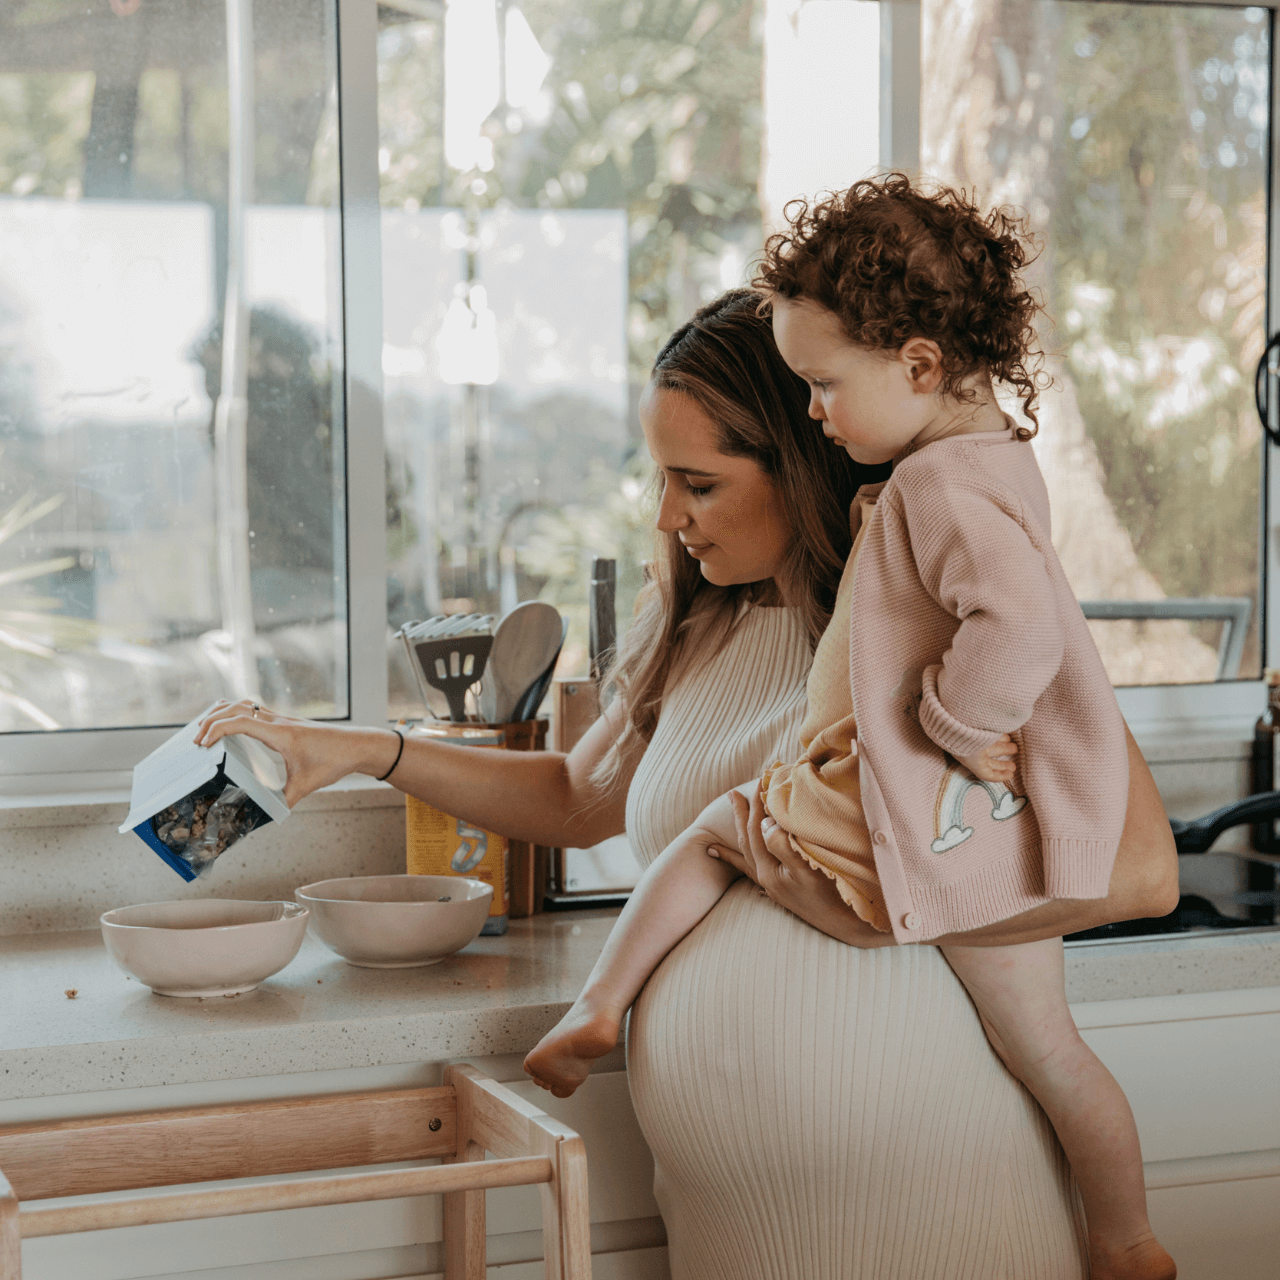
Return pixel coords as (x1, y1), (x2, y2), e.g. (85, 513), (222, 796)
(641, 384), (792, 587)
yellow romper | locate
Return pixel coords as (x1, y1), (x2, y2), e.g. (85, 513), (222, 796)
(763, 493), (891, 932)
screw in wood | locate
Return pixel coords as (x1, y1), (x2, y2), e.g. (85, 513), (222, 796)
(429, 1117), (443, 1132)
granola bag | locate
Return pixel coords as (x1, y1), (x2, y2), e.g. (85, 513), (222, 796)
(118, 706), (291, 881)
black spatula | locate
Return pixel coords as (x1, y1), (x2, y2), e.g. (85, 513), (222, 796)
(411, 634), (494, 721)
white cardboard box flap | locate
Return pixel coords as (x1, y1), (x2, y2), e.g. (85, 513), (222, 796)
(118, 708), (290, 834)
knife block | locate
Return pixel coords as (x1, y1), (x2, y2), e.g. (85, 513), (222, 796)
(551, 676), (601, 753)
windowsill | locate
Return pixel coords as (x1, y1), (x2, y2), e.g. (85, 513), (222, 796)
(0, 771), (401, 826)
(0, 721), (1263, 938)
(1115, 680), (1261, 754)
(0, 774), (411, 936)
(1131, 723), (1253, 763)
(0, 721), (1255, 824)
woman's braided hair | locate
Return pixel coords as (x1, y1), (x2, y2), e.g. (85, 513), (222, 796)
(755, 173), (1048, 436)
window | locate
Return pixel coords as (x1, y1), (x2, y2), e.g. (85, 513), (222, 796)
(921, 0), (1271, 712)
(2, 0), (1277, 793)
(0, 0), (347, 776)
(374, 0), (884, 715)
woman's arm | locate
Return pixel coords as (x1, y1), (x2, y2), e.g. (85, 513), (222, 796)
(194, 698), (639, 849)
(715, 723), (1179, 947)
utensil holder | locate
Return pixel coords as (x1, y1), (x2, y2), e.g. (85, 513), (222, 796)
(492, 718), (552, 920)
(404, 719), (551, 928)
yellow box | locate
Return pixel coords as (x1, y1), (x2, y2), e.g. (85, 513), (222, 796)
(405, 725), (509, 934)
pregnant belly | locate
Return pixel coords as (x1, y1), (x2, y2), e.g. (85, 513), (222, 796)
(625, 879), (1086, 1280)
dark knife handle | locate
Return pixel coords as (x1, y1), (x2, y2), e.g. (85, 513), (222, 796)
(589, 557), (616, 682)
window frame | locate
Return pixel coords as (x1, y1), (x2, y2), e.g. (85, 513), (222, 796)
(0, 0), (387, 794)
(886, 0), (1277, 744)
(0, 0), (1274, 794)
(1063, 0), (1276, 741)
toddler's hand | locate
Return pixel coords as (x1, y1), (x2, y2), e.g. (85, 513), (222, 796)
(954, 734), (1018, 784)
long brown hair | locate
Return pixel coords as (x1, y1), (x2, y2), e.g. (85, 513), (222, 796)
(598, 288), (887, 785)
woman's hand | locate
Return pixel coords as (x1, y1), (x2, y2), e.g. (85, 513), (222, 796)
(709, 783), (897, 948)
(194, 701), (399, 808)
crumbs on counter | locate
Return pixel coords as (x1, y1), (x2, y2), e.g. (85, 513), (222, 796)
(64, 989), (77, 999)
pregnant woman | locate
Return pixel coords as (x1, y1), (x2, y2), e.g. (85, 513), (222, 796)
(197, 289), (1178, 1279)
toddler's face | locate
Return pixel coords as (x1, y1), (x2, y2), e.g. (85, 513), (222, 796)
(771, 297), (933, 466)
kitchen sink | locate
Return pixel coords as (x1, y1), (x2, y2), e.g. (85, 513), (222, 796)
(1066, 790), (1280, 943)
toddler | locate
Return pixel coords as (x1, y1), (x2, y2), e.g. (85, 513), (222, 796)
(525, 177), (1175, 1280)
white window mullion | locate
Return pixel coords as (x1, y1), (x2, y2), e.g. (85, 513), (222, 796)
(879, 0), (921, 172)
(337, 0), (389, 730)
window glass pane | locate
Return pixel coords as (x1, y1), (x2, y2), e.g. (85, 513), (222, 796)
(921, 0), (1268, 686)
(377, 0), (881, 892)
(0, 0), (346, 734)
(377, 0), (881, 720)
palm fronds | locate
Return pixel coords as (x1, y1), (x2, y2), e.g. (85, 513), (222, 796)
(0, 446), (98, 727)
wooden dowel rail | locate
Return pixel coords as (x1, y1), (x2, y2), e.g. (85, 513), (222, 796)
(0, 1065), (591, 1278)
(18, 1155), (553, 1239)
(0, 1085), (460, 1202)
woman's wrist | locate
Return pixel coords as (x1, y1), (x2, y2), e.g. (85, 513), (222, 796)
(350, 725), (408, 779)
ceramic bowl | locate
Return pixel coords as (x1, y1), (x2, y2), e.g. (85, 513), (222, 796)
(100, 899), (309, 997)
(294, 875), (492, 968)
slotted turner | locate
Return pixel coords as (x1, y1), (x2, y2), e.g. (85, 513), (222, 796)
(410, 634), (494, 721)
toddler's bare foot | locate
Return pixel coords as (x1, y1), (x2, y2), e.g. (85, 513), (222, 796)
(1088, 1233), (1176, 1280)
(523, 1000), (621, 1098)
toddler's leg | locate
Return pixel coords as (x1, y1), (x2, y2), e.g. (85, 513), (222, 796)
(942, 939), (1175, 1280)
(523, 789), (746, 1098)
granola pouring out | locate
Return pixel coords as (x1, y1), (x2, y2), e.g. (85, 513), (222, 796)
(121, 707), (291, 881)
(151, 782), (270, 878)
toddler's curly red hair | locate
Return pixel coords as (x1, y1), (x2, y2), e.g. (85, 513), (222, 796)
(754, 173), (1047, 435)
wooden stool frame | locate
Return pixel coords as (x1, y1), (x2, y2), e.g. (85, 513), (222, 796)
(0, 1063), (591, 1280)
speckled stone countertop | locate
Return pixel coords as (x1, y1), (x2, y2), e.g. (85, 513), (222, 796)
(3, 913), (1278, 1104)
(0, 911), (617, 1103)
(1064, 928), (1280, 1001)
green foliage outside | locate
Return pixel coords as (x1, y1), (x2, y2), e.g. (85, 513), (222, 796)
(376, 0), (765, 654)
(1051, 3), (1266, 623)
(379, 0), (764, 381)
(0, 0), (1271, 720)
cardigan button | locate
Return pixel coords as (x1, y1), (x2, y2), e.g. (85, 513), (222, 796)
(872, 830), (888, 846)
(903, 912), (921, 931)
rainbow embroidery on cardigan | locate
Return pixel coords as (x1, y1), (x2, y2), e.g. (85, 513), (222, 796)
(931, 765), (1028, 853)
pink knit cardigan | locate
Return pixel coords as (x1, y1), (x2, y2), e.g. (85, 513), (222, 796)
(849, 426), (1128, 943)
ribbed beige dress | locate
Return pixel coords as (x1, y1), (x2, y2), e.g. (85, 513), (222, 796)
(624, 606), (1087, 1280)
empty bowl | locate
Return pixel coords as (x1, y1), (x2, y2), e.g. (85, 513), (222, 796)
(295, 875), (492, 968)
(100, 899), (309, 997)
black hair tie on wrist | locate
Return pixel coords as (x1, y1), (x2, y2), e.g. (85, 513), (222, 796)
(378, 728), (405, 782)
